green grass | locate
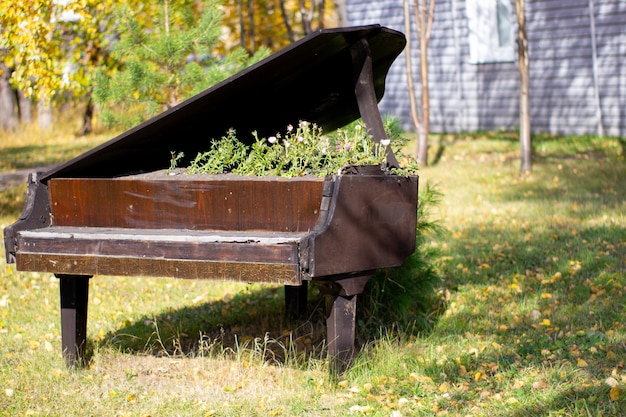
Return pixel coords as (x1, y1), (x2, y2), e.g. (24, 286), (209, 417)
(1, 126), (625, 416)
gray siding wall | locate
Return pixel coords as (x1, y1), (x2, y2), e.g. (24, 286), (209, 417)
(346, 0), (626, 137)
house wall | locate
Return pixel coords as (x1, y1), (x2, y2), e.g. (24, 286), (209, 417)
(345, 0), (626, 137)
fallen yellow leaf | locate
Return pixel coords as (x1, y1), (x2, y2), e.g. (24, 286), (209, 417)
(438, 382), (451, 393)
(577, 358), (589, 368)
(609, 386), (620, 401)
(349, 405), (373, 414)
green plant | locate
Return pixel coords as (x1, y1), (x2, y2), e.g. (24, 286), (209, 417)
(182, 120), (418, 177)
(94, 0), (269, 129)
(358, 182), (444, 338)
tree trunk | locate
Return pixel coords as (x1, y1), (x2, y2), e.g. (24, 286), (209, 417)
(80, 96), (94, 136)
(0, 63), (18, 132)
(417, 28), (431, 166)
(317, 0), (326, 29)
(237, 0), (246, 50)
(404, 0), (423, 163)
(404, 0), (435, 166)
(515, 0), (531, 174)
(278, 0), (296, 42)
(37, 97), (53, 131)
(300, 0), (312, 35)
(17, 90), (32, 124)
(247, 0), (256, 53)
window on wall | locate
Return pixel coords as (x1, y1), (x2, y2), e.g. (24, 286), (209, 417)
(467, 0), (515, 63)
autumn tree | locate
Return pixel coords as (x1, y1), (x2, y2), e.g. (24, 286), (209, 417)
(222, 0), (338, 54)
(403, 0), (435, 166)
(1, 0), (339, 133)
(0, 0), (113, 131)
(94, 0), (268, 129)
(0, 63), (18, 131)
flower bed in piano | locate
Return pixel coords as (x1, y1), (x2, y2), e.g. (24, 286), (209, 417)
(169, 120), (418, 178)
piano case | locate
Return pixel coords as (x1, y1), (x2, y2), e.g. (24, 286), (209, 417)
(4, 25), (417, 374)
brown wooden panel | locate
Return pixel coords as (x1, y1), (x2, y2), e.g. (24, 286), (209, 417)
(49, 175), (325, 232)
(305, 174), (418, 278)
(18, 227), (303, 264)
(17, 253), (300, 284)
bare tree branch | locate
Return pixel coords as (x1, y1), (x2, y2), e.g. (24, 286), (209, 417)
(278, 0), (296, 42)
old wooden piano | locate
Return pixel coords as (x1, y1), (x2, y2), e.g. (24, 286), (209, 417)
(4, 25), (418, 374)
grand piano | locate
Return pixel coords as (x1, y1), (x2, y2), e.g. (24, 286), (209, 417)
(4, 25), (418, 374)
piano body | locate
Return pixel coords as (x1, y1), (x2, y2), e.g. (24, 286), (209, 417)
(4, 25), (418, 374)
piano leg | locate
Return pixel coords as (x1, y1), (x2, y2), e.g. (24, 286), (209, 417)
(326, 293), (357, 375)
(57, 274), (91, 367)
(317, 274), (372, 376)
(284, 282), (308, 320)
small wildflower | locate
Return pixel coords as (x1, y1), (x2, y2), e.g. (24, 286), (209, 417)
(380, 138), (391, 146)
(268, 136), (277, 144)
(345, 143), (351, 151)
(284, 140), (290, 148)
(297, 136), (304, 143)
(287, 124), (293, 132)
(355, 124), (362, 131)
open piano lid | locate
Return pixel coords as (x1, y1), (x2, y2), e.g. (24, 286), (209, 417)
(41, 25), (406, 182)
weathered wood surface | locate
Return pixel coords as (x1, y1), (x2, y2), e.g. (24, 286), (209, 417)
(302, 174), (418, 278)
(49, 174), (325, 232)
(16, 172), (417, 283)
(16, 227), (303, 283)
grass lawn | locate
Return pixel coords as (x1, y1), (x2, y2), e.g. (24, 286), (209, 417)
(0, 126), (624, 416)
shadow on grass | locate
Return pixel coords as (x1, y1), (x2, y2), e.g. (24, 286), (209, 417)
(433, 180), (625, 414)
(99, 264), (444, 368)
(99, 284), (329, 365)
(427, 223), (625, 413)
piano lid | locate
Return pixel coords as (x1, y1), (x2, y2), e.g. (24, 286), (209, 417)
(41, 25), (406, 182)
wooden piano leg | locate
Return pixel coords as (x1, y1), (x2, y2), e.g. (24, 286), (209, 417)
(284, 282), (308, 320)
(57, 274), (91, 367)
(326, 293), (357, 375)
(317, 274), (372, 375)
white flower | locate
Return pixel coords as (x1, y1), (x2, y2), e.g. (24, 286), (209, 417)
(380, 138), (391, 146)
(268, 136), (277, 144)
(287, 124), (293, 132)
(297, 136), (304, 142)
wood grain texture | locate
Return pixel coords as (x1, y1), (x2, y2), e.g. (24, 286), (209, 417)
(18, 253), (300, 284)
(49, 176), (325, 232)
